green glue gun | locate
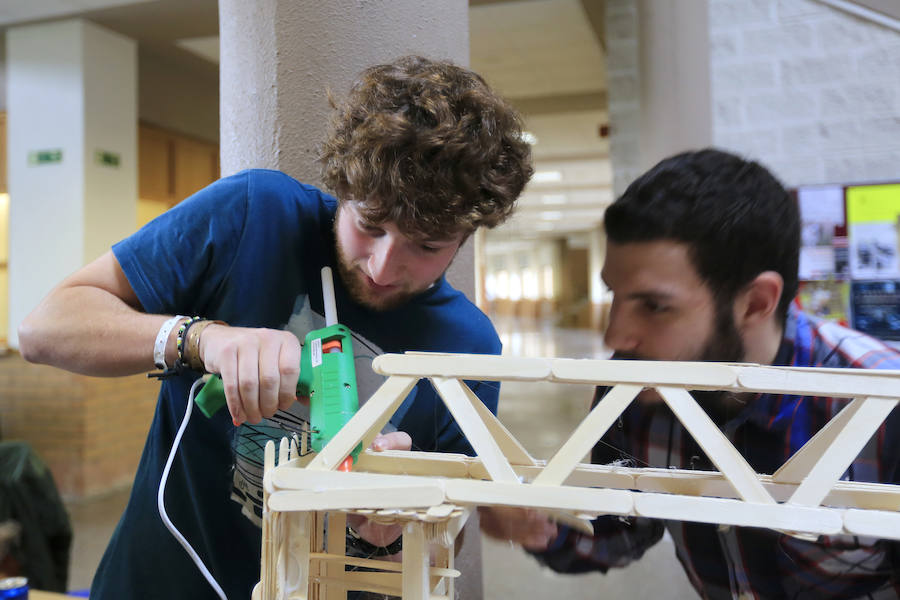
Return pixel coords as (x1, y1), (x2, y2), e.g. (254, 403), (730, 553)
(193, 266), (362, 468)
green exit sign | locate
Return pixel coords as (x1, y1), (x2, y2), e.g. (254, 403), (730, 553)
(95, 150), (121, 168)
(28, 149), (63, 165)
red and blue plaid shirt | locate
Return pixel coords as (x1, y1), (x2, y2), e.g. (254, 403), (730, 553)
(534, 307), (900, 599)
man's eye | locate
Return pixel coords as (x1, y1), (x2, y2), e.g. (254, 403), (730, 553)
(644, 300), (669, 314)
(419, 244), (442, 253)
(360, 222), (384, 235)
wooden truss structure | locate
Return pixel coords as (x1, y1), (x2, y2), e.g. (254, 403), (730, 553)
(252, 352), (900, 599)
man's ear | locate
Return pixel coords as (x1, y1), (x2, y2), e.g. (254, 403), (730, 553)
(734, 271), (783, 330)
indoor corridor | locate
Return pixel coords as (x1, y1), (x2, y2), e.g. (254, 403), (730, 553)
(61, 315), (695, 598)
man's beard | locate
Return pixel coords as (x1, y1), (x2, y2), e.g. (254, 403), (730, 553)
(696, 297), (745, 364)
(613, 297), (748, 423)
(612, 298), (745, 363)
(333, 232), (434, 312)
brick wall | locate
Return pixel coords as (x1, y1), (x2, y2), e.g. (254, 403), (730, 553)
(0, 352), (158, 499)
(710, 0), (900, 186)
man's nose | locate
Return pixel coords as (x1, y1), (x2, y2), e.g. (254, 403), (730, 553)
(368, 237), (402, 285)
(603, 303), (639, 354)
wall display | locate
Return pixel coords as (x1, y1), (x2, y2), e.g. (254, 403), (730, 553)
(797, 185), (847, 280)
(795, 280), (850, 327)
(850, 280), (900, 341)
(846, 184), (900, 280)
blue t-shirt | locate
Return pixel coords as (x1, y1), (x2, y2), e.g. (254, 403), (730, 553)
(95, 169), (501, 599)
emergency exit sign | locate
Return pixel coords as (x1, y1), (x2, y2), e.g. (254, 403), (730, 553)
(95, 150), (120, 168)
(28, 149), (62, 165)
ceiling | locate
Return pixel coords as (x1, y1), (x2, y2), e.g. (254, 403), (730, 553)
(0, 0), (610, 243)
(470, 0), (610, 245)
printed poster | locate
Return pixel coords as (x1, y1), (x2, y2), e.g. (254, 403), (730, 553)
(795, 280), (850, 327)
(846, 184), (900, 279)
(850, 280), (900, 341)
(797, 185), (846, 280)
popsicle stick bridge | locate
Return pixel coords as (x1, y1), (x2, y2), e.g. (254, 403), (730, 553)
(252, 352), (900, 600)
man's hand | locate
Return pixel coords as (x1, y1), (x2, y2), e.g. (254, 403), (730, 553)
(198, 324), (302, 425)
(479, 506), (558, 551)
(347, 431), (413, 550)
(371, 431), (412, 452)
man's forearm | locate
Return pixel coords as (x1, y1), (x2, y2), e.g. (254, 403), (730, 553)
(18, 283), (166, 377)
(532, 515), (665, 574)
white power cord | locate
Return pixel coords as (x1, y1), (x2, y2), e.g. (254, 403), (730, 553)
(158, 377), (228, 600)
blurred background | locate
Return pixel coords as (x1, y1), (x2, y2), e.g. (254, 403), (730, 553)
(0, 0), (898, 596)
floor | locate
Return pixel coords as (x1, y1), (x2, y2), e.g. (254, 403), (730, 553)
(61, 316), (696, 597)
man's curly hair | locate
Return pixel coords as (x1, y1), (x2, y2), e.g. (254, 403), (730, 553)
(319, 55), (533, 239)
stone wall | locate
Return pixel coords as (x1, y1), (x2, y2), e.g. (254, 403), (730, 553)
(709, 0), (900, 186)
(605, 0), (900, 192)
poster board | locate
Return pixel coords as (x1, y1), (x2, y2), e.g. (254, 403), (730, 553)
(797, 185), (848, 281)
(846, 184), (900, 280)
(849, 280), (900, 341)
(795, 182), (900, 343)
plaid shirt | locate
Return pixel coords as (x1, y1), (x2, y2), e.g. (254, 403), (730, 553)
(534, 307), (900, 599)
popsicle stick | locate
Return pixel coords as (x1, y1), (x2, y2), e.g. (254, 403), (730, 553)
(453, 376), (538, 467)
(551, 358), (738, 388)
(324, 510), (346, 600)
(431, 377), (519, 483)
(635, 493), (842, 535)
(843, 508), (900, 540)
(736, 365), (900, 398)
(657, 386), (775, 505)
(445, 479), (633, 516)
(374, 352), (552, 380)
(533, 384), (641, 487)
(787, 396), (897, 507)
(307, 375), (418, 471)
(268, 485), (446, 512)
(773, 396), (869, 484)
(402, 521), (429, 600)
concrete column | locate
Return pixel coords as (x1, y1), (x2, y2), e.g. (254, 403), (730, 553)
(7, 19), (137, 348)
(637, 0), (713, 169)
(606, 0), (712, 195)
(588, 226), (609, 331)
(474, 228), (488, 312)
(218, 0), (475, 298)
(217, 1), (484, 595)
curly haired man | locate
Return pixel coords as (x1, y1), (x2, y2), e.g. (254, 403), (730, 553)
(19, 55), (533, 599)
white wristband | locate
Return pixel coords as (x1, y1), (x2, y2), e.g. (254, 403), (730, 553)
(154, 315), (187, 370)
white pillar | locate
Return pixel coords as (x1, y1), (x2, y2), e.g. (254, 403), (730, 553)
(7, 19), (137, 348)
(588, 226), (608, 331)
(637, 0), (713, 169)
(606, 0), (712, 195)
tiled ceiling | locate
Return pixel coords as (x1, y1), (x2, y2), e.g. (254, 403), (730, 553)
(1, 0), (611, 241)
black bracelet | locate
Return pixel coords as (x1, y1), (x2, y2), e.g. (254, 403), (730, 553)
(346, 526), (403, 557)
